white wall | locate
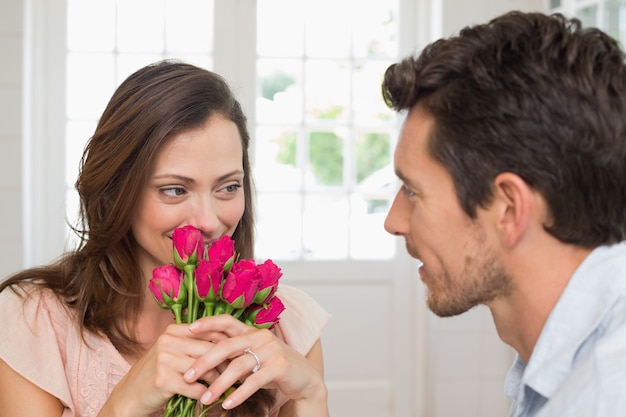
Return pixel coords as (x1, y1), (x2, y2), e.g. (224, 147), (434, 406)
(0, 0), (24, 279)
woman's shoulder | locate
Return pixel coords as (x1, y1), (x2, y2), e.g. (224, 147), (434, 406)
(0, 282), (73, 325)
(273, 284), (331, 354)
(275, 284), (327, 314)
(0, 282), (129, 416)
(0, 283), (77, 403)
(0, 283), (78, 361)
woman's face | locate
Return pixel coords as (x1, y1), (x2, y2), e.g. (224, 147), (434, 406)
(132, 115), (245, 277)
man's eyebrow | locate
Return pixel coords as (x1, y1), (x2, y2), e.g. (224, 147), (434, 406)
(394, 167), (422, 192)
(394, 167), (408, 183)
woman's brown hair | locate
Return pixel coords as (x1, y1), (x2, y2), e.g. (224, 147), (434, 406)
(1, 60), (256, 354)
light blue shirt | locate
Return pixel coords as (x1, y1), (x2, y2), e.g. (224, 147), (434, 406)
(506, 242), (626, 417)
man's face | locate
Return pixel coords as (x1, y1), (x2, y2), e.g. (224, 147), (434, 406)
(384, 105), (511, 316)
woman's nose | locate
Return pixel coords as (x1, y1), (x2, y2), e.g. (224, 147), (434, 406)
(190, 198), (219, 234)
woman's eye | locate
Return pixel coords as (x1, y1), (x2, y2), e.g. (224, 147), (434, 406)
(160, 186), (186, 197)
(223, 183), (242, 193)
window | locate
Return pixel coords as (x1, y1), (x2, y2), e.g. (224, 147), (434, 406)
(254, 0), (399, 260)
(549, 0), (626, 44)
(64, 0), (400, 261)
(65, 0), (215, 248)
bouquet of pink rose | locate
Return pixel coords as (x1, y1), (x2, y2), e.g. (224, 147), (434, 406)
(148, 225), (285, 417)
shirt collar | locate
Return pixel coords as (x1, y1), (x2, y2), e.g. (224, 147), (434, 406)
(519, 242), (626, 399)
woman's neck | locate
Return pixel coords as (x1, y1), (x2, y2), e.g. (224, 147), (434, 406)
(122, 294), (176, 364)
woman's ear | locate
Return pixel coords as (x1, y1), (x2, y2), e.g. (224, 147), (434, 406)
(491, 172), (534, 247)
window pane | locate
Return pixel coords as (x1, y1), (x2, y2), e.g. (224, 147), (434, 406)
(305, 0), (351, 57)
(66, 53), (116, 120)
(352, 60), (396, 125)
(355, 130), (390, 183)
(350, 163), (395, 259)
(604, 1), (626, 43)
(305, 60), (350, 122)
(349, 204), (394, 259)
(577, 5), (598, 28)
(117, 0), (166, 53)
(165, 0), (214, 53)
(303, 194), (349, 259)
(67, 0), (116, 51)
(255, 193), (303, 260)
(257, 0), (305, 56)
(255, 126), (302, 191)
(257, 59), (303, 124)
(352, 1), (398, 58)
(550, 0), (562, 8)
(65, 188), (81, 249)
(65, 121), (94, 187)
(308, 130), (345, 187)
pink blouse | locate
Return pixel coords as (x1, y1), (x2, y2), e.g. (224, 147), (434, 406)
(0, 284), (330, 417)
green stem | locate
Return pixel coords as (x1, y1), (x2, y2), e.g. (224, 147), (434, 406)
(203, 301), (215, 317)
(224, 304), (234, 316)
(162, 394), (184, 417)
(183, 264), (196, 324)
(181, 397), (196, 417)
(171, 303), (183, 325)
(232, 307), (245, 319)
(214, 300), (226, 315)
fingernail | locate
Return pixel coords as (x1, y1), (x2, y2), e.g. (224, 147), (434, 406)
(222, 398), (232, 409)
(189, 322), (199, 332)
(200, 391), (212, 404)
(184, 368), (195, 381)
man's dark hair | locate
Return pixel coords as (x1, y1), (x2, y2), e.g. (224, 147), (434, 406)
(382, 11), (626, 247)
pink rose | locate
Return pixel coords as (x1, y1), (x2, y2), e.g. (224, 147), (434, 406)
(253, 259), (282, 304)
(220, 259), (260, 309)
(245, 296), (285, 329)
(207, 235), (236, 268)
(194, 259), (222, 302)
(173, 225), (204, 268)
(149, 264), (185, 308)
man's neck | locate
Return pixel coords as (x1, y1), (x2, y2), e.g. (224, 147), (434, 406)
(487, 242), (592, 363)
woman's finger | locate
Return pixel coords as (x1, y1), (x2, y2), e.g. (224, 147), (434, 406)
(197, 348), (274, 407)
(184, 325), (271, 383)
(188, 314), (252, 337)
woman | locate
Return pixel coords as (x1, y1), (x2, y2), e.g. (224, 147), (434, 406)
(0, 60), (330, 417)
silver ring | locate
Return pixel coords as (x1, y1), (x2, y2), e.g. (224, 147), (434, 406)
(243, 348), (261, 373)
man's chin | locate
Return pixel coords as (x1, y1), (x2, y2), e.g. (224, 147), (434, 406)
(426, 293), (473, 318)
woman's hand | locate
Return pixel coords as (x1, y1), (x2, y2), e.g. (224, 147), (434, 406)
(99, 323), (222, 417)
(183, 315), (328, 415)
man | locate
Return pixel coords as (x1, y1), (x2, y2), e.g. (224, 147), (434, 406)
(382, 11), (626, 417)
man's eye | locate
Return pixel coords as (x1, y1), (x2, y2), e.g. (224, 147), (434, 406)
(402, 185), (415, 198)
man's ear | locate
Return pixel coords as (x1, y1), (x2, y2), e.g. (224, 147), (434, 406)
(492, 172), (533, 247)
